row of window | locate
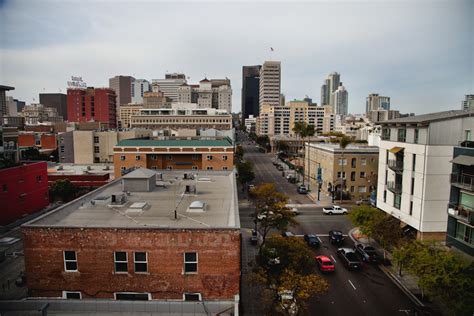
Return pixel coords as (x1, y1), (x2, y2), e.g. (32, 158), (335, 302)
(63, 291), (202, 301)
(120, 166), (228, 171)
(131, 119), (230, 123)
(336, 171), (368, 180)
(338, 158), (368, 167)
(120, 155), (227, 161)
(63, 251), (198, 274)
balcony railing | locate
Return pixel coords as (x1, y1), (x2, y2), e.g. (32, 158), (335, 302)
(451, 173), (474, 192)
(388, 159), (404, 172)
(387, 181), (402, 194)
(447, 202), (474, 225)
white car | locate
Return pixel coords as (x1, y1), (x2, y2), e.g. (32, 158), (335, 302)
(322, 205), (348, 215)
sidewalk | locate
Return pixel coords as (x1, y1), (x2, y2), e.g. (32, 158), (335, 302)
(349, 227), (424, 307)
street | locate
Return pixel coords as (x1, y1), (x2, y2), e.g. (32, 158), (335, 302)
(237, 132), (416, 316)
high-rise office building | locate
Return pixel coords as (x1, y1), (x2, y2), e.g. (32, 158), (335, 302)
(320, 78), (330, 106)
(67, 87), (117, 128)
(109, 75), (133, 106)
(178, 78), (232, 113)
(462, 95), (474, 110)
(0, 85), (15, 117)
(39, 93), (68, 118)
(241, 65), (261, 122)
(334, 84), (348, 116)
(259, 61), (281, 110)
(131, 79), (151, 104)
(366, 93), (391, 113)
(152, 73), (187, 102)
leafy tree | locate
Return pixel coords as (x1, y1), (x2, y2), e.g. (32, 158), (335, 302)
(256, 135), (271, 151)
(49, 179), (77, 202)
(250, 183), (296, 253)
(347, 205), (384, 238)
(235, 145), (244, 162)
(276, 141), (289, 157)
(236, 161), (255, 189)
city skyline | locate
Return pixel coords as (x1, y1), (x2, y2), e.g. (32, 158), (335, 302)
(1, 0), (472, 114)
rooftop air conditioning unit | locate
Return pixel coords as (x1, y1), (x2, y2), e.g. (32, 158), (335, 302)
(185, 185), (197, 194)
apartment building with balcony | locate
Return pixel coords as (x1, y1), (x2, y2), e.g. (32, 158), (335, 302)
(377, 110), (474, 240)
(446, 141), (474, 256)
(113, 137), (234, 178)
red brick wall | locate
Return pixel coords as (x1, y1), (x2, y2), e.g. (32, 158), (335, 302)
(22, 227), (240, 300)
(40, 134), (57, 150)
(18, 134), (35, 147)
(0, 162), (49, 225)
(67, 88), (116, 128)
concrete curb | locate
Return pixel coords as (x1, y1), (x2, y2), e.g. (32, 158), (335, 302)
(349, 227), (424, 308)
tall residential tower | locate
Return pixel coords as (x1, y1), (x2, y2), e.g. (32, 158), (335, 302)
(259, 61), (281, 110)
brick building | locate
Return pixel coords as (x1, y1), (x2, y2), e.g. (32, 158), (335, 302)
(67, 88), (117, 128)
(19, 133), (57, 151)
(0, 161), (49, 226)
(22, 169), (240, 314)
(113, 137), (234, 178)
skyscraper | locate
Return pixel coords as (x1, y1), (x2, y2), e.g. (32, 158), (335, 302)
(131, 79), (151, 104)
(462, 95), (474, 110)
(366, 93), (391, 113)
(0, 85), (15, 117)
(334, 84), (348, 116)
(259, 61), (281, 110)
(320, 72), (341, 110)
(320, 78), (330, 106)
(241, 65), (261, 122)
(109, 75), (133, 106)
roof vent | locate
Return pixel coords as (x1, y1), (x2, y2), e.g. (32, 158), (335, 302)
(126, 202), (148, 214)
(92, 196), (111, 206)
(183, 173), (195, 180)
(187, 201), (206, 212)
(111, 192), (127, 205)
(185, 184), (197, 194)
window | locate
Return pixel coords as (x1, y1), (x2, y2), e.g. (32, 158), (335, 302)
(94, 136), (99, 143)
(412, 154), (416, 171)
(183, 293), (202, 301)
(114, 252), (128, 273)
(207, 166), (213, 170)
(411, 178), (415, 195)
(64, 251), (78, 272)
(337, 171), (346, 179)
(338, 159), (347, 166)
(150, 154), (157, 160)
(350, 186), (355, 193)
(115, 292), (150, 301)
(386, 150), (389, 164)
(397, 129), (406, 142)
(184, 252), (198, 273)
(167, 155), (173, 160)
(36, 175), (42, 183)
(166, 166), (173, 170)
(120, 155), (125, 161)
(351, 172), (356, 181)
(385, 170), (388, 185)
(414, 129), (419, 144)
(134, 252), (147, 273)
(383, 190), (387, 203)
(192, 166), (198, 170)
(465, 130), (472, 141)
(121, 166), (126, 172)
(394, 194), (401, 209)
(135, 155), (141, 161)
(360, 172), (366, 178)
(358, 186), (367, 193)
(223, 167), (228, 170)
(192, 154), (199, 161)
(382, 128), (391, 140)
(409, 201), (413, 215)
(361, 158), (366, 166)
(351, 158), (356, 168)
(223, 155), (228, 161)
(63, 291), (82, 299)
(94, 146), (100, 153)
(207, 155), (213, 161)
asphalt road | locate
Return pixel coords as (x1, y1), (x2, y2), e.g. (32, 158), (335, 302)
(237, 131), (416, 316)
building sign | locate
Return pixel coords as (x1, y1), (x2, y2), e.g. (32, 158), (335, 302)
(67, 76), (87, 88)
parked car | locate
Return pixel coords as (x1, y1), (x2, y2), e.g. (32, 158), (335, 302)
(282, 231), (295, 237)
(257, 211), (274, 220)
(356, 199), (371, 206)
(329, 230), (345, 244)
(276, 165), (284, 171)
(323, 205), (348, 215)
(247, 184), (255, 192)
(354, 244), (380, 263)
(289, 207), (299, 215)
(304, 234), (320, 248)
(297, 185), (308, 194)
(337, 248), (362, 270)
(250, 229), (258, 245)
(315, 255), (335, 272)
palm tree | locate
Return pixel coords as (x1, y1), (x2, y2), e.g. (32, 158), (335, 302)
(338, 135), (351, 203)
(293, 122), (316, 186)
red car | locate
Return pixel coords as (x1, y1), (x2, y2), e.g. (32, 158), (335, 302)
(315, 255), (335, 272)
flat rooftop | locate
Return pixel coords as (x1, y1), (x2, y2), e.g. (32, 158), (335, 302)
(381, 109), (474, 125)
(24, 170), (239, 229)
(308, 142), (379, 153)
(115, 137), (233, 147)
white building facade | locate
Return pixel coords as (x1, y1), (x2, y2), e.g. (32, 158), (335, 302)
(259, 61), (281, 110)
(131, 79), (151, 104)
(377, 110), (474, 240)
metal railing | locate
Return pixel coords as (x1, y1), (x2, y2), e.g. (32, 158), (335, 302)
(450, 173), (474, 191)
(388, 159), (404, 172)
(387, 181), (402, 193)
(447, 202), (474, 225)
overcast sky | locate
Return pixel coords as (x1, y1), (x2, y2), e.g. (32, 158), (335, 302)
(1, 0), (473, 114)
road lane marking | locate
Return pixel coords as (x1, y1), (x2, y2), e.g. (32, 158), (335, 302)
(348, 279), (357, 290)
(331, 255), (337, 263)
